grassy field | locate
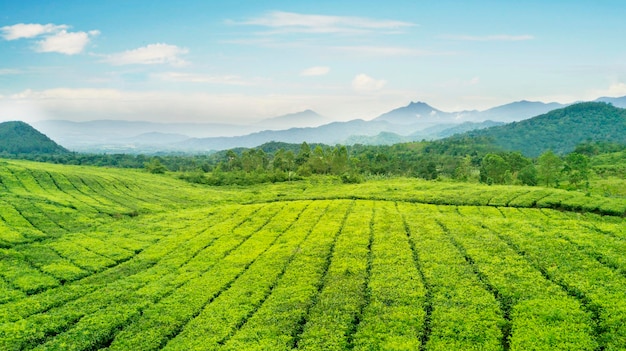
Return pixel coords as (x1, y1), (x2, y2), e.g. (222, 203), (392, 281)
(1, 159), (626, 350)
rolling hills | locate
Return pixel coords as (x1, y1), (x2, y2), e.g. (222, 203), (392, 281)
(466, 102), (626, 156)
(1, 159), (626, 350)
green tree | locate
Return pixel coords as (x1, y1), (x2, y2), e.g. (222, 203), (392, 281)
(145, 158), (167, 174)
(455, 155), (477, 182)
(309, 145), (329, 174)
(330, 146), (349, 175)
(537, 150), (562, 187)
(479, 153), (509, 184)
(272, 149), (286, 172)
(295, 142), (311, 166)
(563, 152), (590, 189)
(225, 150), (241, 171)
(518, 164), (538, 186)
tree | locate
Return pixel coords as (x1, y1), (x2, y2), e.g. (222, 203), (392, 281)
(455, 155), (477, 182)
(537, 150), (562, 187)
(479, 153), (509, 184)
(503, 152), (532, 174)
(295, 142), (311, 166)
(145, 158), (167, 174)
(518, 164), (538, 186)
(330, 146), (349, 175)
(563, 152), (590, 189)
(225, 150), (240, 171)
(309, 145), (328, 174)
(272, 149), (286, 172)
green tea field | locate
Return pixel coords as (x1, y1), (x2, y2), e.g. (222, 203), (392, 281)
(1, 159), (626, 350)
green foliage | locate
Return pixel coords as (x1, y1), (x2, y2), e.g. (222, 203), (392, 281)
(467, 102), (626, 156)
(563, 152), (590, 189)
(144, 158), (168, 174)
(480, 153), (509, 184)
(1, 159), (626, 351)
(537, 150), (563, 187)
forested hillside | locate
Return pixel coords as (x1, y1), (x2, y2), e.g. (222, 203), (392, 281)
(0, 121), (68, 155)
(466, 102), (626, 156)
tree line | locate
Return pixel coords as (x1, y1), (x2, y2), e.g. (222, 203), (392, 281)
(3, 137), (623, 189)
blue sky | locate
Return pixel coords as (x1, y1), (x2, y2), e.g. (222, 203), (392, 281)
(1, 0), (626, 123)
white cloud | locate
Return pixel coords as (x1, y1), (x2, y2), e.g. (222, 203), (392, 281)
(234, 11), (415, 34)
(0, 68), (21, 75)
(600, 82), (626, 96)
(36, 30), (99, 55)
(103, 43), (189, 66)
(0, 23), (68, 40)
(153, 72), (258, 85)
(300, 66), (330, 76)
(1, 23), (98, 55)
(440, 34), (534, 42)
(352, 74), (387, 92)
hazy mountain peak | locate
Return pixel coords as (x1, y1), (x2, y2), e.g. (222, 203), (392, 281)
(374, 101), (447, 125)
(256, 109), (328, 129)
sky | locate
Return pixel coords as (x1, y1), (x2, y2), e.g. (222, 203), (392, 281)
(1, 0), (626, 124)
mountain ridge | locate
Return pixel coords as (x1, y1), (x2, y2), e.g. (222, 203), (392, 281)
(26, 95), (626, 153)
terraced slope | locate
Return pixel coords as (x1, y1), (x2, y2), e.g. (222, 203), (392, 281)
(1, 159), (626, 350)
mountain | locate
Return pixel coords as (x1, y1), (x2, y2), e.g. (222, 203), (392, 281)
(465, 102), (626, 156)
(476, 100), (566, 122)
(595, 96), (626, 108)
(119, 132), (190, 145)
(343, 132), (412, 145)
(256, 110), (329, 130)
(429, 120), (505, 138)
(177, 119), (401, 151)
(374, 101), (454, 126)
(28, 96), (626, 153)
(31, 120), (256, 150)
(372, 100), (567, 126)
(0, 121), (68, 154)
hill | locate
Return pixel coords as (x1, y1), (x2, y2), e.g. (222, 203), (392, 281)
(466, 102), (626, 156)
(0, 121), (68, 155)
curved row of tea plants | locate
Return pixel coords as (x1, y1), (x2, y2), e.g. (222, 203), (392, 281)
(2, 159), (626, 350)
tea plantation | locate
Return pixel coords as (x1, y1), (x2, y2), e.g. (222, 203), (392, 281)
(1, 159), (626, 350)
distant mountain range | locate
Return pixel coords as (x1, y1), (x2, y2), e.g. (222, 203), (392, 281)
(5, 101), (626, 159)
(29, 96), (626, 153)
